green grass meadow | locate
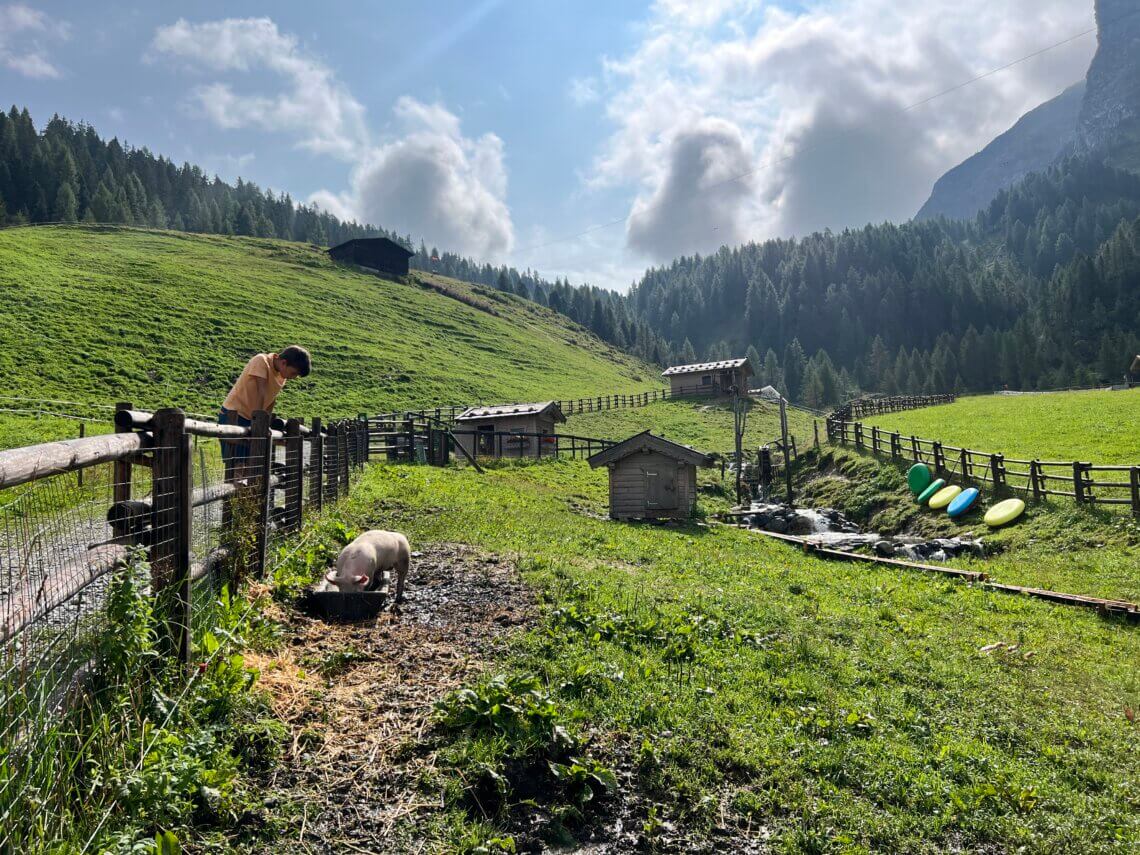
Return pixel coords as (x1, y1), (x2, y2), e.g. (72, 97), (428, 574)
(568, 397), (819, 455)
(0, 226), (659, 448)
(341, 459), (1140, 852)
(862, 390), (1140, 465)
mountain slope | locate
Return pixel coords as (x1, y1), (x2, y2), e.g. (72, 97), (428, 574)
(0, 225), (659, 443)
(916, 82), (1084, 221)
(918, 0), (1140, 221)
(1077, 0), (1140, 170)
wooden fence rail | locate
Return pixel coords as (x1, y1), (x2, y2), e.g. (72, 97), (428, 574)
(0, 408), (373, 659)
(830, 393), (956, 422)
(826, 417), (1140, 516)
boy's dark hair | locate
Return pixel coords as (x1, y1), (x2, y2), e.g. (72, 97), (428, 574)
(279, 345), (312, 377)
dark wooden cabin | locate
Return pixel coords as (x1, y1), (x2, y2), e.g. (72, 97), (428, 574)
(328, 237), (415, 277)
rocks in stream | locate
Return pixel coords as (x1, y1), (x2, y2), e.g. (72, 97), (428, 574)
(744, 503), (984, 562)
(745, 503), (861, 536)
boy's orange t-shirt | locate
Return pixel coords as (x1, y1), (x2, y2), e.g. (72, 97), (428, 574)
(222, 353), (287, 419)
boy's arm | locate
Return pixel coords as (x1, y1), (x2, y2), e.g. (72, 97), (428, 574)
(251, 376), (268, 412)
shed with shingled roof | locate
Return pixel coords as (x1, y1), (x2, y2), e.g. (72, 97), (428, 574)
(453, 401), (566, 459)
(588, 431), (713, 520)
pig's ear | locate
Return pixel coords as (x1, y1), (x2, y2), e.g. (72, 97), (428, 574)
(354, 574), (369, 586)
(325, 570), (338, 583)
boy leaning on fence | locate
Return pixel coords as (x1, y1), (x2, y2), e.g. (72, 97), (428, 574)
(220, 346), (312, 481)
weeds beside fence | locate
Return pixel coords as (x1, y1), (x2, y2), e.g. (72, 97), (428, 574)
(827, 417), (1140, 516)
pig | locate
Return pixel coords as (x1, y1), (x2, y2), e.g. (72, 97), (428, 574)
(324, 530), (412, 602)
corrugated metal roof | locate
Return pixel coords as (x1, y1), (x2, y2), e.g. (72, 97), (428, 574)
(455, 401), (566, 421)
(661, 358), (749, 376)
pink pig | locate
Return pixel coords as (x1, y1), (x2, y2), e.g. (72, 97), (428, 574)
(324, 530), (412, 601)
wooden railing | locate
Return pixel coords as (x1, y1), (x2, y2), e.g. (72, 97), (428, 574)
(0, 405), (371, 660)
(827, 417), (1140, 516)
(831, 394), (955, 421)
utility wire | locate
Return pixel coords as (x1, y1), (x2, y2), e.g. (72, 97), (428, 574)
(512, 11), (1114, 261)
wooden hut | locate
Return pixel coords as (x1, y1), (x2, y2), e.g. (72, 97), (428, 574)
(453, 401), (566, 459)
(662, 358), (752, 396)
(328, 237), (415, 277)
(588, 431), (713, 520)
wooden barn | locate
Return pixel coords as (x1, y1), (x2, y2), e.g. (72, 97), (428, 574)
(588, 431), (713, 521)
(328, 237), (415, 277)
(662, 358), (752, 396)
(453, 401), (566, 459)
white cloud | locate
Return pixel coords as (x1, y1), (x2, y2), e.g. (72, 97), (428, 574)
(152, 17), (514, 257)
(586, 0), (1096, 260)
(312, 97), (514, 258)
(0, 4), (69, 79)
(149, 17), (368, 159)
(568, 76), (600, 106)
(627, 118), (756, 258)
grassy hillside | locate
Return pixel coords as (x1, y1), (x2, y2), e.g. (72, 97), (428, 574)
(321, 459), (1140, 852)
(568, 397), (818, 454)
(0, 225), (659, 447)
(862, 390), (1140, 464)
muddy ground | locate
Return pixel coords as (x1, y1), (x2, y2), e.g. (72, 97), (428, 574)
(248, 542), (533, 853)
(248, 542), (769, 854)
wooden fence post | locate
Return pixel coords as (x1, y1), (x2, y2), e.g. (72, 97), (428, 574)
(113, 401), (134, 509)
(990, 453), (1005, 489)
(890, 431), (901, 459)
(1073, 461), (1085, 504)
(1030, 460), (1042, 501)
(854, 422), (864, 449)
(932, 441), (944, 475)
(1130, 467), (1140, 518)
(960, 447), (970, 481)
(814, 420), (820, 451)
(339, 422), (350, 491)
(871, 426), (879, 453)
(77, 423), (85, 487)
(285, 419), (303, 533)
(249, 411), (273, 578)
(150, 408), (192, 666)
(325, 422), (339, 502)
(310, 417), (323, 512)
(404, 417), (415, 463)
(911, 436), (920, 462)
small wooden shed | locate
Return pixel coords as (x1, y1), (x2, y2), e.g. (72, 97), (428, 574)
(588, 431), (713, 520)
(453, 401), (566, 459)
(328, 237), (415, 277)
(662, 358), (752, 396)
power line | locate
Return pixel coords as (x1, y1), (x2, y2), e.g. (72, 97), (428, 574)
(511, 13), (1106, 261)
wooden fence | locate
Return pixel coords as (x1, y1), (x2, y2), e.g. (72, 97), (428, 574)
(367, 412), (616, 465)
(831, 394), (956, 421)
(0, 405), (371, 661)
(827, 417), (1140, 516)
(367, 385), (755, 430)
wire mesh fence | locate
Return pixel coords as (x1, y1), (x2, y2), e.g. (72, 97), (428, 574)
(0, 406), (369, 850)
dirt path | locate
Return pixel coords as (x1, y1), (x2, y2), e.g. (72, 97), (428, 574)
(249, 542), (535, 854)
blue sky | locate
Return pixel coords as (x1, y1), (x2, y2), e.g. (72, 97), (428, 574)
(1, 1), (1097, 289)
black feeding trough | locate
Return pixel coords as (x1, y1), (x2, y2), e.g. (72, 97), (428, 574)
(299, 589), (388, 621)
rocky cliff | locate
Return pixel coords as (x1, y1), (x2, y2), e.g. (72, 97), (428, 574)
(916, 83), (1084, 221)
(1076, 0), (1140, 168)
(917, 0), (1140, 220)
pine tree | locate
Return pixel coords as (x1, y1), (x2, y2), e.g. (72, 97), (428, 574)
(679, 338), (697, 364)
(53, 182), (77, 222)
(782, 338), (806, 400)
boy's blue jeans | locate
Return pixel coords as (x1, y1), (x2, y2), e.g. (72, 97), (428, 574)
(218, 407), (252, 465)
